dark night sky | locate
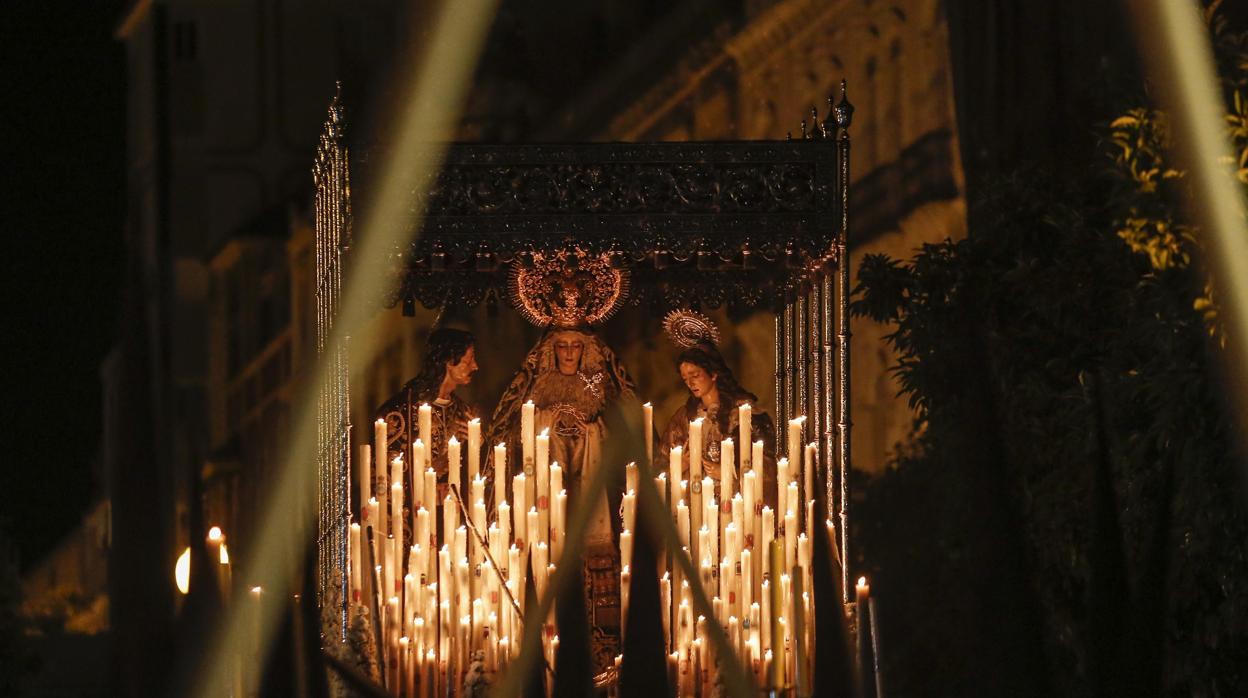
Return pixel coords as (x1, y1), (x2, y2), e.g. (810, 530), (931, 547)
(2, 4), (126, 569)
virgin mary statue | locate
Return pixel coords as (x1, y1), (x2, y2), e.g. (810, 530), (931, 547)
(486, 250), (636, 675)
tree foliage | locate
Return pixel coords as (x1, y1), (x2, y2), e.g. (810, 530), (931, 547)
(851, 8), (1248, 696)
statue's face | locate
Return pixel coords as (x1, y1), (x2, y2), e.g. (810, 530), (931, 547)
(445, 345), (478, 388)
(679, 362), (717, 400)
(553, 333), (585, 375)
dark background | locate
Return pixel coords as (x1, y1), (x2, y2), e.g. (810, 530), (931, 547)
(1, 3), (126, 569)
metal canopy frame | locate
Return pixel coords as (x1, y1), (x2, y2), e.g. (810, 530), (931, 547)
(314, 84), (855, 641)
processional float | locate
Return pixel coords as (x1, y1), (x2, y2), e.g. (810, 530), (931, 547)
(313, 82), (860, 696)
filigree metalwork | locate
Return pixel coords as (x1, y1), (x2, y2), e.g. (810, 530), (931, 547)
(510, 249), (627, 328)
(662, 309), (720, 348)
(354, 140), (840, 313)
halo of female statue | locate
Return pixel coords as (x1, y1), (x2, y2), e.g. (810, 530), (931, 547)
(658, 310), (777, 506)
(485, 249), (637, 675)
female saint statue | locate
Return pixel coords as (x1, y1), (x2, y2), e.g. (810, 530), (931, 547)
(657, 311), (776, 506)
(486, 250), (636, 676)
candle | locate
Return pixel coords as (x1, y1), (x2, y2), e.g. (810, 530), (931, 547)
(752, 440), (764, 480)
(669, 447), (683, 509)
(689, 419), (703, 560)
(620, 565), (631, 636)
(360, 443), (373, 512)
(621, 529), (634, 569)
(350, 522), (363, 603)
(761, 507), (774, 579)
(467, 418), (481, 480)
(527, 507), (539, 555)
(721, 437), (735, 502)
(367, 497), (381, 537)
(804, 442), (816, 530)
(785, 510), (798, 572)
(549, 462), (563, 505)
(374, 417), (387, 479)
(769, 540), (786, 689)
(536, 430), (550, 546)
(643, 403), (654, 466)
(625, 462), (638, 497)
(521, 401), (535, 472)
(447, 437), (461, 492)
(417, 507), (432, 576)
(391, 479), (404, 546)
(660, 574), (672, 647)
(741, 549), (753, 621)
(856, 576), (870, 604)
(497, 502), (511, 553)
(622, 491), (636, 533)
(777, 458), (789, 521)
(412, 440), (426, 510)
(738, 404), (752, 471)
(418, 405), (432, 469)
(512, 473), (527, 547)
(553, 490), (567, 562)
(787, 417), (805, 478)
(677, 500), (690, 549)
(423, 467), (436, 525)
(443, 495), (458, 558)
(493, 443), (507, 515)
(376, 439), (389, 541)
(742, 470), (756, 549)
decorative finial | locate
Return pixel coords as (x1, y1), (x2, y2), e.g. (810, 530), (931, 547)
(833, 79), (854, 130)
(800, 119), (808, 140)
(811, 106), (825, 138)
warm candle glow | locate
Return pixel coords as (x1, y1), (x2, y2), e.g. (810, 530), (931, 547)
(175, 547), (190, 594)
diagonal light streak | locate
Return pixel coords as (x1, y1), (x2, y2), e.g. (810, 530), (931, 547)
(188, 1), (500, 695)
(1125, 0), (1248, 493)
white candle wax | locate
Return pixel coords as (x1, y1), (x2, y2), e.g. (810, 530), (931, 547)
(742, 471), (756, 548)
(497, 502), (511, 552)
(418, 405), (433, 469)
(669, 447), (683, 515)
(412, 440), (426, 510)
(447, 437), (461, 492)
(643, 403), (654, 466)
(535, 431), (549, 544)
(360, 443), (373, 513)
(738, 404), (752, 471)
(785, 510), (798, 572)
(521, 401), (535, 472)
(467, 418), (481, 480)
(622, 491), (636, 533)
(493, 443), (507, 514)
(787, 417), (804, 479)
(677, 500), (690, 549)
(761, 507), (774, 580)
(776, 458), (789, 521)
(721, 437), (735, 502)
(391, 480), (404, 546)
(527, 507), (539, 555)
(350, 522), (363, 603)
(512, 474), (527, 547)
(620, 530), (633, 568)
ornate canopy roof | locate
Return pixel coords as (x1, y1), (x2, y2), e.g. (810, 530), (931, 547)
(332, 90), (853, 314)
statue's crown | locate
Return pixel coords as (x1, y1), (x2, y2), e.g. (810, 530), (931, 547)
(510, 249), (628, 328)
